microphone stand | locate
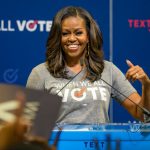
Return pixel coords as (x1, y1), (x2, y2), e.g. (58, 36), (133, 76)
(53, 60), (84, 148)
(100, 78), (150, 123)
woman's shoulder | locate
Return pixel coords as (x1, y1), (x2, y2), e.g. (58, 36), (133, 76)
(103, 60), (120, 73)
(32, 62), (48, 72)
(103, 60), (114, 68)
(29, 62), (51, 78)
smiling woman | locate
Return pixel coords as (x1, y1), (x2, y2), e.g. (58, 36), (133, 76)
(61, 16), (89, 65)
(26, 6), (150, 124)
(45, 6), (104, 80)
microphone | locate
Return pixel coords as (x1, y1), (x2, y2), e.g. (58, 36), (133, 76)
(56, 59), (84, 96)
(100, 77), (150, 122)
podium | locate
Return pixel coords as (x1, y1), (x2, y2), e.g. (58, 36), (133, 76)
(49, 123), (150, 150)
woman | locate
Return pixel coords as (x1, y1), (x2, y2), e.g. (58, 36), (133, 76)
(26, 6), (150, 124)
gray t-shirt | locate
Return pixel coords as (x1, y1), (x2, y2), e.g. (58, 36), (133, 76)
(26, 61), (136, 124)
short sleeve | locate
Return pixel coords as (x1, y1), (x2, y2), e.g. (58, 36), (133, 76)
(111, 63), (137, 103)
(26, 67), (45, 90)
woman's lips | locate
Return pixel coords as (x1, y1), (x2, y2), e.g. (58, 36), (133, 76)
(67, 44), (79, 51)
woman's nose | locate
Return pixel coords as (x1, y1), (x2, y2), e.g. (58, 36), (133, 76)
(68, 34), (76, 42)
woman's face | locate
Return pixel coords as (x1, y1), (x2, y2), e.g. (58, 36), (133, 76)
(61, 16), (89, 63)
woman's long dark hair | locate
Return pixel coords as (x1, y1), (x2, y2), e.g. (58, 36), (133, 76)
(46, 6), (104, 82)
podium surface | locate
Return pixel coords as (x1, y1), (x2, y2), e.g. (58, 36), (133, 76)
(49, 123), (150, 150)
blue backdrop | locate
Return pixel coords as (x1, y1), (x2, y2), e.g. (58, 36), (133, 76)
(0, 0), (149, 123)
